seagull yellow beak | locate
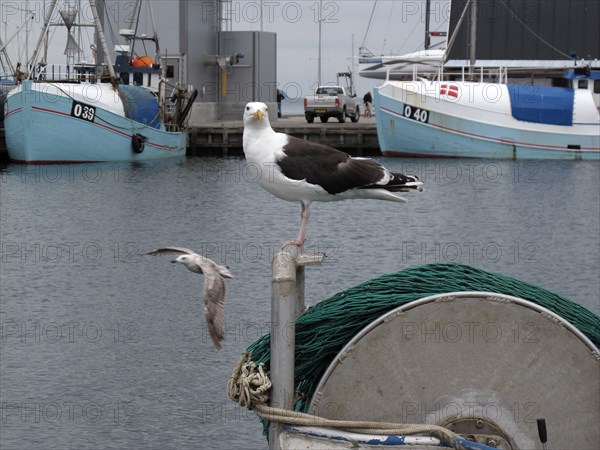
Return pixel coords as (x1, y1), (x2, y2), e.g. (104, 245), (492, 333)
(252, 110), (264, 121)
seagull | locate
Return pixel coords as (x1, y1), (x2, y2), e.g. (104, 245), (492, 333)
(145, 247), (234, 350)
(242, 101), (423, 247)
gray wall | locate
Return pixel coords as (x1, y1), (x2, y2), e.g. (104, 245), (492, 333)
(221, 31), (277, 103)
(104, 1), (276, 121)
(448, 0), (600, 60)
(190, 30), (277, 122)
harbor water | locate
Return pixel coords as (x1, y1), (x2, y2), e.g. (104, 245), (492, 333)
(1, 157), (599, 449)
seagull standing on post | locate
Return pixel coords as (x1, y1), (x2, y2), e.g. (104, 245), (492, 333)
(242, 102), (423, 247)
(145, 247), (234, 350)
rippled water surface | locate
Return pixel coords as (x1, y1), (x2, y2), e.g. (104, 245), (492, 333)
(1, 157), (598, 449)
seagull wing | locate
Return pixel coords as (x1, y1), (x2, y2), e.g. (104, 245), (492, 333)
(278, 135), (390, 194)
(201, 261), (227, 350)
(144, 247), (197, 257)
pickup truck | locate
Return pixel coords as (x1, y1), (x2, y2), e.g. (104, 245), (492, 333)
(303, 85), (360, 123)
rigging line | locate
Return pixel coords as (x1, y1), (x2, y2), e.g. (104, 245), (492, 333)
(131, 0), (144, 58)
(497, 0), (575, 60)
(443, 0), (470, 62)
(396, 18), (421, 55)
(361, 0), (378, 49)
(381, 1), (396, 54)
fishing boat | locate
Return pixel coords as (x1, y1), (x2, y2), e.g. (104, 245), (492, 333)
(371, 0), (600, 159)
(3, 0), (191, 164)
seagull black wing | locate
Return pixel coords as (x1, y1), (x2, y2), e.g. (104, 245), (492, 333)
(278, 136), (387, 195)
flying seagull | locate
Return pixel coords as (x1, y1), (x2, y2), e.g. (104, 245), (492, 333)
(242, 101), (423, 247)
(145, 247), (234, 350)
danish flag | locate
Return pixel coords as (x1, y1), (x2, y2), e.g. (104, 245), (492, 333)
(440, 84), (459, 98)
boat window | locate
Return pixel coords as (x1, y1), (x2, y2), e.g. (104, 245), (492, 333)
(552, 78), (570, 88)
(120, 73), (129, 85)
(594, 80), (600, 94)
(578, 80), (588, 89)
(133, 73), (143, 86)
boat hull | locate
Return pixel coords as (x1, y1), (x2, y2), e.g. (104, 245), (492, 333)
(4, 81), (186, 163)
(374, 81), (600, 160)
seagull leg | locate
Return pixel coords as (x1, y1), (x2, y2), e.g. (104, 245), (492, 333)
(283, 202), (310, 248)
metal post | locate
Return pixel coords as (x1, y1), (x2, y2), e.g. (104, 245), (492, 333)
(268, 249), (324, 450)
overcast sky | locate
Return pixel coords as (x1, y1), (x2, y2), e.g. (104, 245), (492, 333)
(1, 1), (450, 106)
(228, 0), (450, 105)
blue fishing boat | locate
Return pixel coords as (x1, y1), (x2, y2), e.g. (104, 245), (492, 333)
(371, 0), (600, 160)
(3, 0), (190, 163)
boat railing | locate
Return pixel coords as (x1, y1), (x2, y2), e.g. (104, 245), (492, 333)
(455, 66), (509, 83)
(33, 64), (99, 83)
(416, 65), (509, 84)
(407, 63), (508, 84)
(164, 123), (181, 132)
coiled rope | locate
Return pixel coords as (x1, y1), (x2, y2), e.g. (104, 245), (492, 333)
(227, 352), (466, 449)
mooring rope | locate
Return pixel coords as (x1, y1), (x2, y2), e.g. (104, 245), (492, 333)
(227, 352), (465, 450)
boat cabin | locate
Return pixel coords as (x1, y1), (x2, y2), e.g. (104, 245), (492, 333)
(113, 45), (164, 93)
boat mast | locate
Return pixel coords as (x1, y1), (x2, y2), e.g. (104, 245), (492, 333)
(28, 0), (59, 76)
(89, 0), (117, 81)
(317, 0), (322, 86)
(468, 0), (478, 78)
(424, 0), (431, 50)
(147, 0), (160, 61)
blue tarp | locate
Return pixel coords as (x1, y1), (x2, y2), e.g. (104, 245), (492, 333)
(118, 85), (161, 129)
(507, 84), (574, 126)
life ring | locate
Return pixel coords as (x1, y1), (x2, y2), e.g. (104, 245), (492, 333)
(132, 134), (147, 153)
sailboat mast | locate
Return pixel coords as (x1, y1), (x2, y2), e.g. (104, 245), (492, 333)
(317, 0), (322, 86)
(147, 1), (160, 60)
(468, 0), (478, 73)
(89, 0), (117, 80)
(424, 0), (431, 50)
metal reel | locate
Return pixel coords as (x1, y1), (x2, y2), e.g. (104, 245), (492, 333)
(309, 292), (600, 449)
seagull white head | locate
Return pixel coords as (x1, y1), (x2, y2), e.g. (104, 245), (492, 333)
(172, 254), (201, 273)
(243, 102), (270, 128)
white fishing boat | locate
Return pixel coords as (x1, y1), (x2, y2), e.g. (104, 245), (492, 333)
(371, 0), (600, 159)
(3, 0), (192, 163)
